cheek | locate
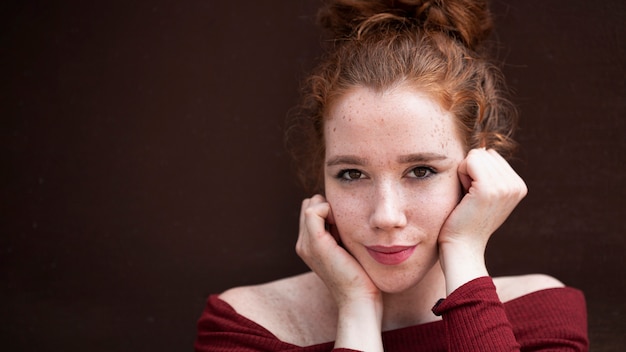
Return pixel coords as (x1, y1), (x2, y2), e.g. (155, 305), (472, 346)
(409, 176), (462, 225)
(325, 187), (369, 237)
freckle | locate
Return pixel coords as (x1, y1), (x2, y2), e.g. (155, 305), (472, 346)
(333, 127), (336, 132)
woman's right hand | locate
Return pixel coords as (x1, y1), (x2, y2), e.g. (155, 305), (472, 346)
(296, 194), (380, 305)
(296, 194), (384, 351)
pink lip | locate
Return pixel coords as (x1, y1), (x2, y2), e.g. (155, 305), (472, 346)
(366, 245), (416, 266)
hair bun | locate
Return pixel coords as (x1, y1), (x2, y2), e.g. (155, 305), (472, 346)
(318, 0), (493, 50)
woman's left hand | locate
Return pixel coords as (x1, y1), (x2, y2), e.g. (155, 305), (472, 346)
(438, 148), (527, 293)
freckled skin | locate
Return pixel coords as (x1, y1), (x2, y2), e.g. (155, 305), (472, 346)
(324, 85), (466, 294)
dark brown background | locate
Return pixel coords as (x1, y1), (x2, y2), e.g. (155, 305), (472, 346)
(2, 1), (624, 351)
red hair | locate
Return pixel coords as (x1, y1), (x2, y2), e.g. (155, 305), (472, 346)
(286, 0), (518, 193)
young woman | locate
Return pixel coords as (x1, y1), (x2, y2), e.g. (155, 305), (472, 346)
(195, 0), (588, 350)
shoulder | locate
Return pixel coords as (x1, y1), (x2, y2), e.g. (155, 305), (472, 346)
(218, 272), (337, 346)
(493, 273), (565, 302)
(493, 274), (588, 349)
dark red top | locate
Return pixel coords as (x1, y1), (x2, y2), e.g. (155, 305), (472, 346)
(195, 277), (588, 351)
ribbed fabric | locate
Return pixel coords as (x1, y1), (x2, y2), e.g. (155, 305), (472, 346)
(195, 277), (588, 351)
(431, 277), (520, 351)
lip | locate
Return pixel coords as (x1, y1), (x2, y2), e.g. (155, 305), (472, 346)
(366, 245), (416, 266)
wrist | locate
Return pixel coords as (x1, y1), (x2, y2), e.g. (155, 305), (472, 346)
(439, 241), (489, 295)
(334, 297), (383, 351)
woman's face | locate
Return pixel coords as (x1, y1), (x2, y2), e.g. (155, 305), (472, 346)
(323, 85), (466, 293)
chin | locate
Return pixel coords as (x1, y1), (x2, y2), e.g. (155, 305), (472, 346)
(375, 281), (415, 294)
(370, 269), (429, 294)
(368, 259), (440, 294)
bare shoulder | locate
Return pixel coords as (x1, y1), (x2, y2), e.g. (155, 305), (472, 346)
(219, 272), (336, 346)
(493, 273), (565, 302)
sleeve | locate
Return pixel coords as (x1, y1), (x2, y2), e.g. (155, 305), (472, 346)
(431, 277), (588, 352)
(432, 277), (520, 351)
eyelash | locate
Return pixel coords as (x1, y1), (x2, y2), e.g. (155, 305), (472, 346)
(409, 166), (437, 179)
(336, 169), (365, 182)
(335, 166), (437, 182)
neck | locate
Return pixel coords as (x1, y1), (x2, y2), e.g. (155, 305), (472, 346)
(380, 261), (446, 331)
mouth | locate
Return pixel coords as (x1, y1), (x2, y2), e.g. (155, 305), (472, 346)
(366, 245), (416, 266)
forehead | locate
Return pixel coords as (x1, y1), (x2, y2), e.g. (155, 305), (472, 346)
(324, 86), (464, 158)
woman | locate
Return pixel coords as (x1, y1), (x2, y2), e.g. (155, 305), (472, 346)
(195, 0), (588, 350)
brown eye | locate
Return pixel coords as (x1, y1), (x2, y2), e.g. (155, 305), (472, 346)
(340, 169), (363, 180)
(410, 167), (434, 178)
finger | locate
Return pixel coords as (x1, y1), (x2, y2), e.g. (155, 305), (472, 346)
(460, 148), (498, 195)
(466, 149), (515, 190)
(310, 193), (327, 204)
(485, 149), (528, 197)
(299, 198), (311, 226)
(297, 197), (331, 260)
(304, 201), (331, 238)
(485, 149), (514, 180)
(472, 148), (502, 180)
(299, 194), (328, 228)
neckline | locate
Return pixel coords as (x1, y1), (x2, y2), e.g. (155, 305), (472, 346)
(211, 285), (579, 348)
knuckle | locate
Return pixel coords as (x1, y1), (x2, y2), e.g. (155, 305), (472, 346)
(295, 241), (309, 257)
(303, 207), (317, 218)
(295, 243), (304, 256)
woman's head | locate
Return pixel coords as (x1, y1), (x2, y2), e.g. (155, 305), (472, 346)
(322, 84), (467, 292)
(286, 0), (518, 193)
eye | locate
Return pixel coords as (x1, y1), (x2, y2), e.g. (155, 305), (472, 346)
(409, 166), (435, 179)
(338, 169), (364, 181)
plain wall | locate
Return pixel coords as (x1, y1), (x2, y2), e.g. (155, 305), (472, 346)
(2, 1), (625, 350)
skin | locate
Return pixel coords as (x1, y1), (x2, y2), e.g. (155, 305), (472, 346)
(296, 84), (528, 350)
(220, 83), (562, 349)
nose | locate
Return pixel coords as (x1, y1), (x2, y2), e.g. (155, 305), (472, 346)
(369, 181), (407, 230)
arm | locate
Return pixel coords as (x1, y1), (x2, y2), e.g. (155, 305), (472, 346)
(438, 148), (528, 294)
(296, 196), (383, 352)
(436, 149), (587, 351)
(437, 148), (526, 351)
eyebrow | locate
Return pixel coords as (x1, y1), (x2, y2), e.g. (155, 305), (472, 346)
(397, 153), (448, 164)
(326, 153), (448, 167)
